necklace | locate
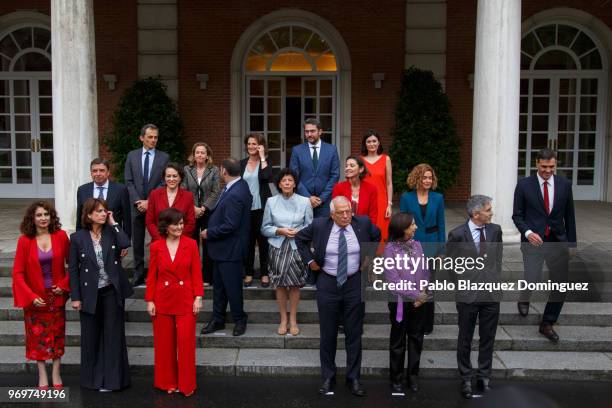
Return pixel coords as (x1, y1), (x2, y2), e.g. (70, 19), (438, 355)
(90, 229), (102, 242)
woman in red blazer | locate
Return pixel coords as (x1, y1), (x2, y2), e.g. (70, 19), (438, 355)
(146, 163), (196, 241)
(145, 207), (204, 397)
(332, 155), (378, 225)
(12, 201), (70, 389)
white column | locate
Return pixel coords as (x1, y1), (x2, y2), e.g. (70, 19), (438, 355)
(51, 0), (98, 231)
(471, 0), (521, 241)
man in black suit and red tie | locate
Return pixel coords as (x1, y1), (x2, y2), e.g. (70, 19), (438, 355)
(512, 148), (577, 343)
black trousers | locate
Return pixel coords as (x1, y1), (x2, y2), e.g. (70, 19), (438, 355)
(193, 212), (213, 284)
(388, 301), (426, 383)
(456, 302), (499, 382)
(212, 261), (247, 325)
(245, 209), (269, 278)
(79, 287), (130, 390)
(521, 237), (569, 324)
(316, 272), (363, 381)
(132, 210), (146, 277)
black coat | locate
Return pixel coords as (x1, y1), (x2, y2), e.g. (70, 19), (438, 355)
(76, 181), (132, 238)
(69, 224), (134, 314)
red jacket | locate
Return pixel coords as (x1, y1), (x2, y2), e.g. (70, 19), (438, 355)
(332, 180), (378, 225)
(144, 236), (204, 315)
(146, 187), (196, 241)
(12, 230), (70, 308)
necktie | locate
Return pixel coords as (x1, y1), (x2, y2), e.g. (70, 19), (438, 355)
(312, 146), (318, 170)
(477, 227), (486, 257)
(143, 151), (150, 197)
(97, 186), (104, 200)
(337, 228), (348, 287)
(543, 181), (550, 237)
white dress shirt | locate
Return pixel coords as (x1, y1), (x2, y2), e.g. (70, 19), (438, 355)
(93, 180), (110, 200)
(308, 139), (322, 159)
(525, 173), (555, 239)
(141, 147), (156, 176)
(323, 223), (360, 277)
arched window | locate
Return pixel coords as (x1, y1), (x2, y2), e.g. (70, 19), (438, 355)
(245, 25), (337, 72)
(0, 26), (51, 71)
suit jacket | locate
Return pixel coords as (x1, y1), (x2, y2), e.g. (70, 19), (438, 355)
(289, 141), (340, 205)
(181, 164), (222, 210)
(332, 180), (378, 225)
(124, 148), (170, 203)
(512, 174), (576, 247)
(206, 178), (253, 262)
(240, 157), (272, 210)
(76, 180), (132, 237)
(295, 215), (381, 282)
(446, 221), (503, 303)
(399, 190), (446, 256)
(12, 230), (71, 309)
(69, 224), (134, 314)
(145, 187), (196, 241)
(144, 236), (204, 315)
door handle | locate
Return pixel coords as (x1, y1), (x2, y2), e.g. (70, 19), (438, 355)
(30, 139), (36, 152)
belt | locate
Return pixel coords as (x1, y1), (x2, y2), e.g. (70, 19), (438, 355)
(425, 225), (439, 234)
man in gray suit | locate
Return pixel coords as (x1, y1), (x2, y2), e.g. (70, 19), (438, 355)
(124, 124), (169, 286)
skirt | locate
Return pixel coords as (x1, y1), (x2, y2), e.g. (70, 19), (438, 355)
(24, 290), (66, 361)
(268, 239), (308, 289)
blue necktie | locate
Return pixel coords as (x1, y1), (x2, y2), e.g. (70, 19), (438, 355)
(337, 228), (348, 287)
(143, 151), (150, 197)
(312, 146), (319, 170)
(97, 186), (104, 200)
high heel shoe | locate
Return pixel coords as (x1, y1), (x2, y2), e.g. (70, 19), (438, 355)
(37, 385), (49, 391)
(183, 390), (195, 397)
(53, 384), (63, 390)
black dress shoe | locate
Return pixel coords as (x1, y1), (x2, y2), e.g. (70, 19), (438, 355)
(390, 382), (405, 396)
(518, 302), (530, 317)
(346, 379), (366, 397)
(318, 378), (335, 395)
(261, 278), (270, 288)
(408, 375), (419, 392)
(233, 324), (247, 336)
(476, 378), (490, 393)
(243, 278), (253, 288)
(539, 323), (560, 344)
(461, 381), (472, 399)
(201, 321), (225, 335)
(132, 273), (145, 287)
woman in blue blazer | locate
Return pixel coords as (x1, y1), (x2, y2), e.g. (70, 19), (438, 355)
(399, 164), (445, 335)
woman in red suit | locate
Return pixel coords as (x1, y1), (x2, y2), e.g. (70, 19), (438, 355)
(146, 162), (196, 242)
(332, 155), (378, 224)
(12, 201), (70, 389)
(145, 207), (203, 396)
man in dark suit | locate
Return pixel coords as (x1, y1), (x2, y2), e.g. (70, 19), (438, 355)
(296, 196), (381, 397)
(76, 158), (132, 245)
(124, 124), (170, 287)
(289, 117), (340, 218)
(200, 158), (252, 337)
(447, 195), (503, 399)
(512, 148), (577, 343)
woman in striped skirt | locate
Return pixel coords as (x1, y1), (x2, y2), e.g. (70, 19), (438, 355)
(261, 168), (313, 336)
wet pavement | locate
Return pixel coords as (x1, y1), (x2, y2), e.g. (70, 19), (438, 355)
(0, 374), (611, 408)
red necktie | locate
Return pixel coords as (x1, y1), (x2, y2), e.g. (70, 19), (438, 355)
(543, 181), (550, 237)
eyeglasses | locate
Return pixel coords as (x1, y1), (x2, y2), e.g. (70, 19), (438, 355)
(304, 129), (319, 134)
(334, 210), (352, 215)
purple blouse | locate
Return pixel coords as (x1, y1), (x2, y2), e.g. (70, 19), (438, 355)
(382, 239), (430, 301)
(38, 247), (53, 289)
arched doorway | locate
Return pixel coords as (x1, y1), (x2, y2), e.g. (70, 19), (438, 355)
(0, 23), (52, 198)
(231, 10), (351, 173)
(519, 22), (607, 200)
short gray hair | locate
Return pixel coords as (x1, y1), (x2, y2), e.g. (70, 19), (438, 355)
(466, 194), (492, 217)
(330, 196), (350, 212)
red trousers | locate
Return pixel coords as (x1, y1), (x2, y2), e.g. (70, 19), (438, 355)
(152, 313), (197, 394)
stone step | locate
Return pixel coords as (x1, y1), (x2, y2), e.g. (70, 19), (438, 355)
(0, 297), (611, 326)
(0, 346), (611, 380)
(1, 321), (611, 352)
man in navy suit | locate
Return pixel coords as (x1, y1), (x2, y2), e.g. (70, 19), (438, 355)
(76, 158), (132, 246)
(512, 148), (577, 343)
(124, 124), (170, 287)
(289, 118), (340, 218)
(296, 196), (381, 397)
(200, 158), (252, 337)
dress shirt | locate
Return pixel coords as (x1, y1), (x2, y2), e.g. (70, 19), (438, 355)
(92, 180), (109, 200)
(308, 139), (322, 159)
(468, 219), (485, 253)
(323, 223), (360, 277)
(243, 166), (262, 210)
(525, 173), (555, 239)
(141, 147), (156, 176)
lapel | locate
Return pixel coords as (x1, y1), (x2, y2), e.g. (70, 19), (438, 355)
(101, 225), (114, 266)
(531, 175), (546, 214)
(133, 150), (143, 185)
(149, 151), (162, 186)
(164, 236), (189, 276)
(302, 143), (316, 173)
(551, 175), (561, 215)
(82, 229), (98, 264)
(106, 181), (116, 205)
(319, 218), (334, 257)
(462, 221), (479, 256)
(409, 191), (425, 226)
(216, 179), (238, 208)
(350, 217), (362, 241)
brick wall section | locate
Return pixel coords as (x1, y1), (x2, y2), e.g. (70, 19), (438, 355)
(177, 0), (405, 163)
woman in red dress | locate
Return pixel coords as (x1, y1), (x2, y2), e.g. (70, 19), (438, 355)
(145, 207), (204, 396)
(332, 155), (378, 224)
(12, 201), (70, 389)
(361, 130), (393, 242)
(146, 162), (196, 242)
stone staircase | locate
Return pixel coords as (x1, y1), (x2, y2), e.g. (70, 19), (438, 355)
(2, 246), (612, 382)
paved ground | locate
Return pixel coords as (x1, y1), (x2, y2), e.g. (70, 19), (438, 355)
(0, 374), (610, 408)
